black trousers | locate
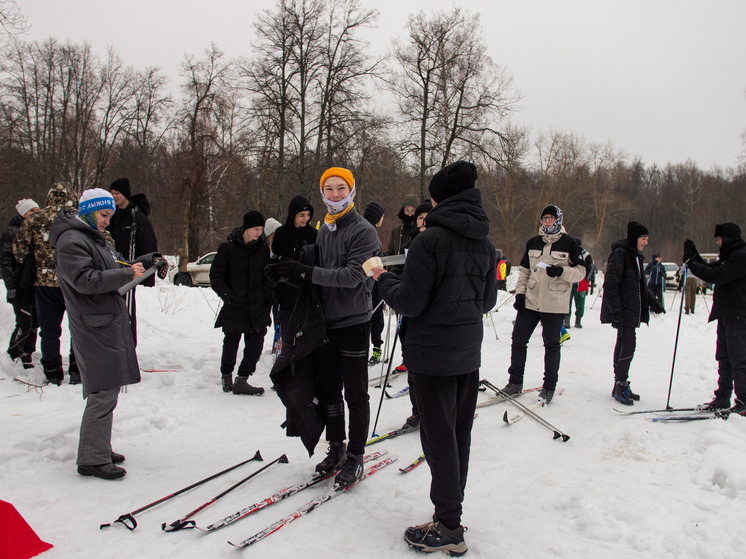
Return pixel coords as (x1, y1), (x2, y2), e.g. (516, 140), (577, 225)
(508, 309), (563, 391)
(8, 291), (38, 359)
(370, 284), (384, 348)
(715, 315), (746, 402)
(412, 370), (479, 531)
(220, 329), (266, 377)
(35, 286), (76, 377)
(315, 322), (370, 455)
(613, 326), (637, 382)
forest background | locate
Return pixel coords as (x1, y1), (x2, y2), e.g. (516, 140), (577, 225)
(1, 0), (745, 264)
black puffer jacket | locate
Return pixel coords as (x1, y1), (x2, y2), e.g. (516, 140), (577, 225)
(210, 228), (272, 333)
(687, 239), (746, 322)
(0, 214), (23, 289)
(601, 239), (650, 327)
(378, 188), (498, 376)
(106, 194), (158, 286)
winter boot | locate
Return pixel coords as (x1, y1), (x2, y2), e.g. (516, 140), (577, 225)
(560, 329), (571, 344)
(538, 388), (554, 404)
(404, 516), (468, 557)
(574, 316), (582, 328)
(702, 395), (730, 410)
(395, 363), (408, 373)
(334, 451), (365, 489)
(315, 441), (346, 475)
(77, 463), (127, 480)
(232, 376), (264, 395)
(43, 358), (64, 386)
(20, 354), (34, 369)
(613, 380), (634, 406)
(610, 382), (640, 401)
(221, 374), (233, 393)
(728, 399), (746, 416)
(111, 451), (125, 464)
(563, 315), (571, 329)
(401, 414), (420, 431)
(501, 383), (523, 395)
(369, 346), (382, 366)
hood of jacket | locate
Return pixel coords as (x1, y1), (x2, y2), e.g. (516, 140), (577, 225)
(611, 238), (638, 256)
(49, 209), (106, 249)
(285, 195), (314, 227)
(424, 188), (490, 241)
(7, 214), (24, 229)
(45, 182), (78, 212)
(129, 193), (151, 216)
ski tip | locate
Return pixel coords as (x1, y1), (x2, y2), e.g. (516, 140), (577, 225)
(252, 450), (263, 462)
(279, 454), (289, 464)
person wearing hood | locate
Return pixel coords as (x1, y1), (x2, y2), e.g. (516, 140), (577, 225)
(50, 188), (166, 479)
(363, 201), (386, 365)
(504, 205), (586, 404)
(600, 221), (665, 405)
(13, 182), (82, 385)
(2, 199), (39, 367)
(371, 161), (497, 556)
(387, 193), (420, 261)
(683, 223), (746, 415)
(272, 167), (380, 490)
(210, 211), (272, 396)
(107, 178), (158, 286)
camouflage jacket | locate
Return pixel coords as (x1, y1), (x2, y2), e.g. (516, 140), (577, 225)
(12, 182), (78, 287)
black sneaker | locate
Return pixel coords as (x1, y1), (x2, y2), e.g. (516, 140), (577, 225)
(315, 441), (346, 475)
(401, 415), (420, 431)
(221, 374), (233, 393)
(538, 388), (554, 404)
(77, 463), (127, 480)
(614, 381), (634, 406)
(232, 376), (264, 395)
(404, 517), (468, 557)
(501, 383), (523, 395)
(334, 452), (364, 489)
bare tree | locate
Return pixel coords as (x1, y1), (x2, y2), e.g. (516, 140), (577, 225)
(0, 0), (28, 48)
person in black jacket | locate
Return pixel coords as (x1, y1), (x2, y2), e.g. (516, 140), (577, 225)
(372, 161), (497, 557)
(210, 211), (272, 395)
(684, 223), (746, 414)
(601, 221), (665, 405)
(363, 201), (386, 364)
(2, 199), (39, 366)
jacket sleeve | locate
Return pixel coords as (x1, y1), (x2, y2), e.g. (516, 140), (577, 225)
(483, 247), (498, 312)
(209, 243), (233, 302)
(311, 226), (380, 289)
(0, 227), (16, 287)
(56, 234), (132, 295)
(377, 234), (436, 318)
(134, 213), (158, 256)
(514, 246), (531, 296)
(11, 219), (32, 266)
(602, 249), (625, 317)
(386, 225), (398, 256)
(557, 238), (587, 284)
(688, 254), (746, 285)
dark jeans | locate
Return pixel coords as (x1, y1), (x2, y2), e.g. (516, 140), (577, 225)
(8, 293), (38, 359)
(613, 326), (637, 382)
(220, 329), (266, 377)
(412, 370), (479, 531)
(715, 315), (746, 402)
(315, 322), (370, 455)
(649, 284), (664, 308)
(508, 309), (564, 391)
(35, 286), (76, 377)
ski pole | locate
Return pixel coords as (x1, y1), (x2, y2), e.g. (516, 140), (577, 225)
(483, 293), (515, 321)
(163, 454), (288, 532)
(380, 305), (393, 368)
(100, 450), (262, 530)
(489, 313), (499, 340)
(665, 264), (688, 410)
(371, 315), (402, 437)
(589, 285), (602, 309)
(701, 284), (710, 314)
(480, 380), (570, 441)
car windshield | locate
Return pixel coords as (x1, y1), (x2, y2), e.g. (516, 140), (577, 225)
(664, 264), (678, 272)
(198, 253), (216, 265)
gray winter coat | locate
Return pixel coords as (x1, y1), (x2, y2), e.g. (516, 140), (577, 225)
(50, 210), (154, 397)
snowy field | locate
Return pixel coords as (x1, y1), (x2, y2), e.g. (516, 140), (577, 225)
(2, 273), (745, 559)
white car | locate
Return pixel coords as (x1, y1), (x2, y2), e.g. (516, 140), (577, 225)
(169, 252), (217, 287)
(662, 262), (679, 290)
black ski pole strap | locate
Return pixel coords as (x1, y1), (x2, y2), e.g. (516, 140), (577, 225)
(103, 513), (137, 531)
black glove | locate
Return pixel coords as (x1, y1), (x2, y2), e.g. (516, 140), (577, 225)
(6, 288), (15, 304)
(682, 239), (698, 264)
(274, 260), (314, 281)
(650, 299), (666, 314)
(513, 294), (525, 312)
(611, 313), (622, 329)
(545, 265), (563, 278)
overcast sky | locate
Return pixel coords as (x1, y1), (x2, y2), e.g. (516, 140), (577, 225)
(18, 0), (746, 170)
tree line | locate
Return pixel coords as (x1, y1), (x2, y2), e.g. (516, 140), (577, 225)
(1, 0), (744, 265)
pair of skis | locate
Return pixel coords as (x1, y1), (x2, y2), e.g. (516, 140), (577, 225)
(503, 388), (565, 424)
(615, 406), (732, 422)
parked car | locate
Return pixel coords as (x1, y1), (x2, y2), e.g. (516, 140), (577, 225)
(662, 262), (680, 290)
(697, 253), (719, 294)
(168, 251), (217, 287)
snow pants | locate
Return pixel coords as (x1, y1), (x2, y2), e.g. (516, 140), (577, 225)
(77, 386), (119, 466)
(35, 286), (77, 379)
(613, 326), (637, 382)
(715, 315), (746, 402)
(315, 322), (370, 455)
(411, 370), (479, 531)
(508, 309), (563, 391)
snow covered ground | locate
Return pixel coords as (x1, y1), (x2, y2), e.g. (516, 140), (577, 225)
(2, 275), (745, 559)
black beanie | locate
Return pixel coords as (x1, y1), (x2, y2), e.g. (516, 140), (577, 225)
(626, 221), (649, 241)
(714, 223), (741, 238)
(413, 200), (433, 222)
(243, 210), (265, 231)
(541, 205), (559, 219)
(110, 177), (131, 200)
(428, 161), (478, 203)
(363, 201), (385, 226)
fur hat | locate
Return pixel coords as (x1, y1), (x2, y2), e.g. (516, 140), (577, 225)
(15, 199), (39, 216)
(109, 177), (131, 200)
(626, 221), (649, 241)
(363, 201), (385, 226)
(428, 161), (478, 203)
(243, 210), (265, 231)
